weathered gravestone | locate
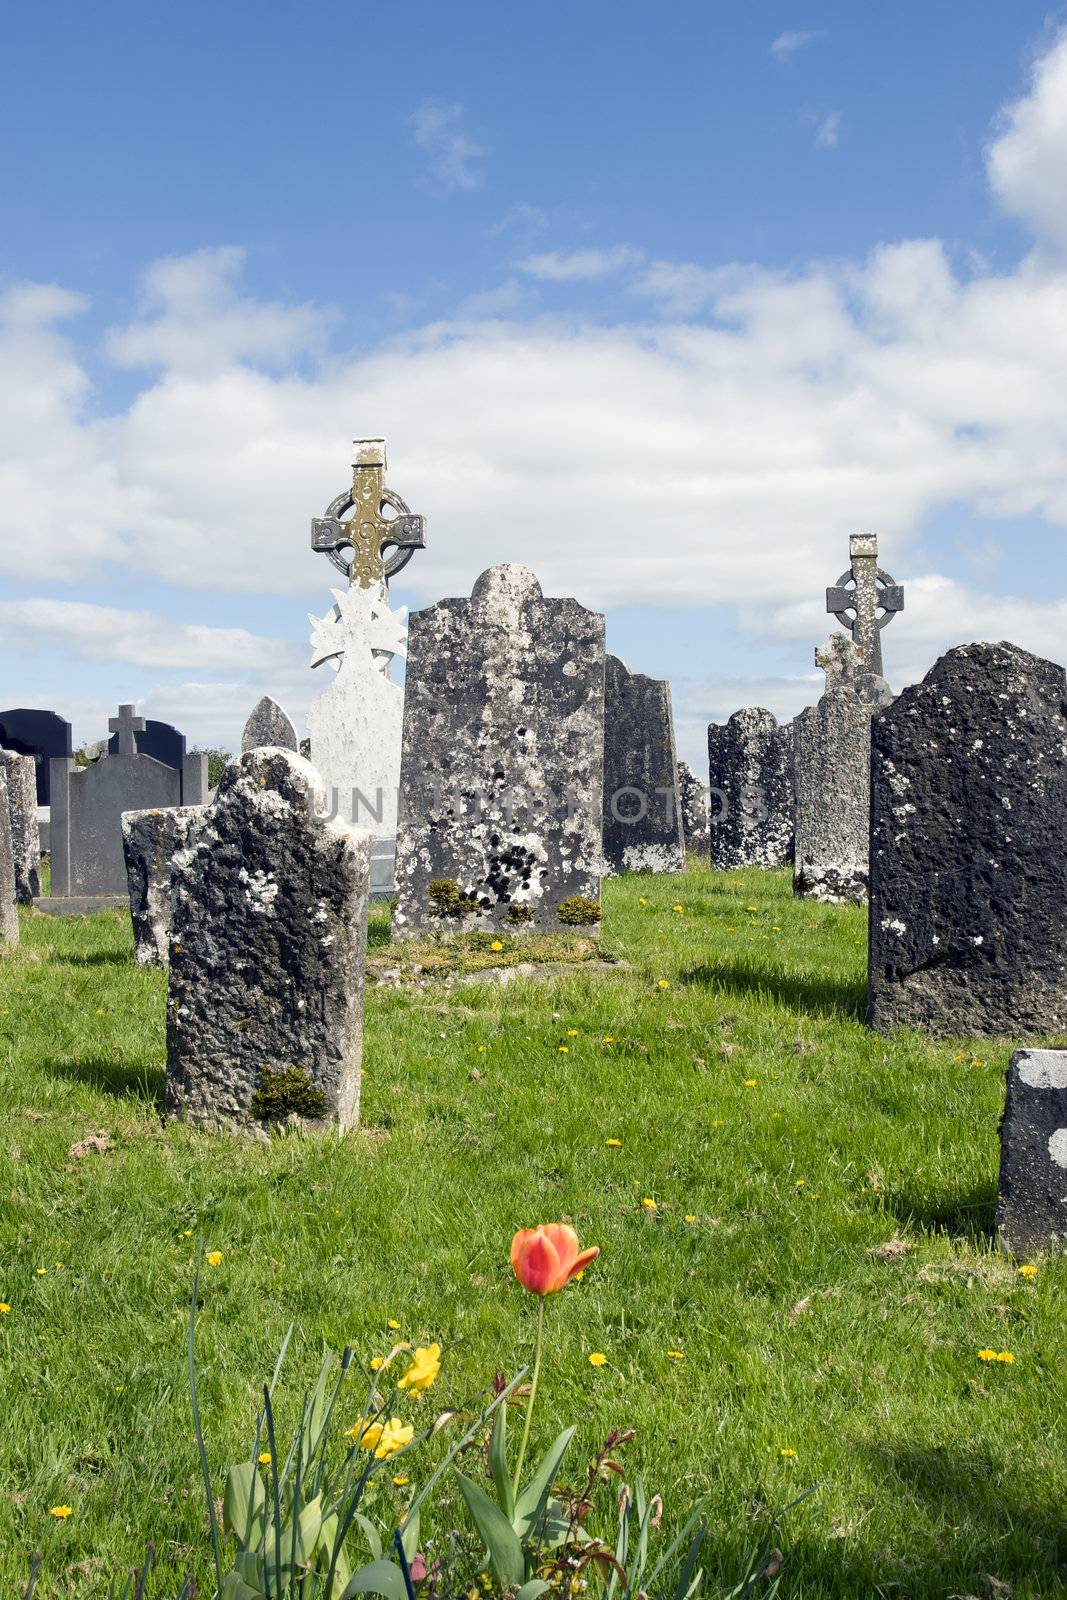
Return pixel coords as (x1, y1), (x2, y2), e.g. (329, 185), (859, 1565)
(997, 1049), (1067, 1257)
(868, 642), (1067, 1036)
(394, 564), (605, 935)
(121, 806), (204, 966)
(0, 770), (18, 948)
(677, 761), (710, 858)
(707, 708), (794, 869)
(241, 696), (299, 754)
(0, 750), (41, 902)
(165, 748), (370, 1135)
(0, 707), (72, 805)
(826, 532), (904, 678)
(793, 635), (893, 905)
(602, 656), (685, 874)
(47, 705), (209, 910)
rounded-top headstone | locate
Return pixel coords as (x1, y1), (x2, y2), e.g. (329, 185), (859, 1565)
(241, 696), (299, 754)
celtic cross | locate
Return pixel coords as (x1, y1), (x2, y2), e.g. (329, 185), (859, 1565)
(311, 439), (426, 589)
(826, 533), (904, 678)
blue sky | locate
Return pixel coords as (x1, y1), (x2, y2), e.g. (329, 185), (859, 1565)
(1, 1), (1066, 768)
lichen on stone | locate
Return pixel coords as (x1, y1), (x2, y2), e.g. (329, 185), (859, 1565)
(429, 878), (480, 918)
(249, 1065), (328, 1123)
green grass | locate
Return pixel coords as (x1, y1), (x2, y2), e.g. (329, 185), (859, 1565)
(1, 862), (1065, 1598)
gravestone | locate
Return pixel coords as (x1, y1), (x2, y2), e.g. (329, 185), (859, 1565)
(165, 748), (370, 1135)
(0, 750), (42, 901)
(677, 761), (710, 858)
(826, 533), (904, 678)
(997, 1049), (1067, 1257)
(47, 704), (209, 909)
(868, 642), (1067, 1036)
(121, 805), (204, 966)
(242, 696), (299, 754)
(793, 635), (893, 905)
(0, 771), (18, 948)
(107, 716), (187, 772)
(394, 564), (605, 935)
(0, 707), (72, 805)
(707, 708), (794, 869)
(602, 656), (685, 874)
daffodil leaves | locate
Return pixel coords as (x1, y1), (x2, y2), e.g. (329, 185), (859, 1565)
(513, 1425), (576, 1540)
(454, 1471), (526, 1589)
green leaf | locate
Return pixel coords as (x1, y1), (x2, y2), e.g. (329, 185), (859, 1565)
(340, 1558), (412, 1600)
(399, 1505), (421, 1563)
(234, 1551), (262, 1589)
(224, 1462), (266, 1545)
(516, 1582), (553, 1600)
(220, 1572), (263, 1600)
(513, 1426), (576, 1540)
(455, 1470), (526, 1589)
(489, 1400), (514, 1521)
(352, 1512), (383, 1562)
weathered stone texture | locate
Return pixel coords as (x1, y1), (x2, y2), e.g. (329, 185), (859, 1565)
(793, 636), (893, 905)
(121, 805), (204, 967)
(241, 696), (299, 753)
(707, 708), (794, 869)
(677, 761), (710, 857)
(602, 656), (685, 875)
(1, 750), (41, 901)
(166, 749), (370, 1135)
(0, 769), (18, 948)
(393, 564), (605, 935)
(997, 1049), (1067, 1257)
(868, 641), (1067, 1036)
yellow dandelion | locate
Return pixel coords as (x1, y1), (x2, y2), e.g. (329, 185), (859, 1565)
(711, 1118), (724, 1127)
(588, 1352), (607, 1367)
(602, 1035), (615, 1044)
(49, 1505), (73, 1518)
(370, 1356), (385, 1371)
(178, 1229), (192, 1239)
(1018, 1264), (1038, 1279)
(490, 940), (503, 952)
(387, 1319), (401, 1330)
(393, 1475), (410, 1487)
(35, 1267), (46, 1276)
(779, 1448), (797, 1459)
(477, 1044), (487, 1052)
(745, 905), (758, 913)
(795, 1179), (806, 1188)
(672, 903), (685, 913)
(0, 1302), (10, 1313)
(258, 1451), (273, 1465)
(666, 1349), (684, 1361)
(977, 1349), (999, 1362)
(558, 1045), (569, 1053)
(567, 1028), (579, 1037)
(684, 1214), (697, 1224)
(744, 1078), (758, 1088)
(641, 1197), (658, 1212)
(657, 979), (670, 990)
(206, 1251), (223, 1267)
(605, 1138), (622, 1148)
(638, 896), (648, 905)
(996, 1351), (1015, 1364)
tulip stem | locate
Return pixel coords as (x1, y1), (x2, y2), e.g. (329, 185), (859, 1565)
(512, 1295), (545, 1497)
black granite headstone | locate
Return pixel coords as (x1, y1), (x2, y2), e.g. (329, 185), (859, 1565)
(0, 708), (73, 805)
(107, 716), (186, 770)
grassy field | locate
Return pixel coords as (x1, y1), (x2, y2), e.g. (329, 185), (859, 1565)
(1, 862), (1065, 1598)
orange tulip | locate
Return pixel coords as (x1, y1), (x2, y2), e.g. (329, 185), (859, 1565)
(511, 1224), (599, 1295)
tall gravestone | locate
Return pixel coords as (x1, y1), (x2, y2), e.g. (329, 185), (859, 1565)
(826, 532), (904, 678)
(166, 749), (370, 1135)
(793, 635), (893, 905)
(602, 656), (685, 874)
(677, 761), (710, 858)
(394, 564), (605, 935)
(707, 708), (794, 869)
(0, 707), (73, 805)
(0, 751), (41, 902)
(0, 770), (18, 948)
(868, 642), (1067, 1036)
(47, 705), (208, 908)
(121, 806), (204, 966)
(242, 696), (299, 754)
(997, 1049), (1067, 1257)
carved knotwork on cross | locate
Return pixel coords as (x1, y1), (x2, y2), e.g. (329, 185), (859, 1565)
(826, 533), (904, 678)
(311, 439), (426, 588)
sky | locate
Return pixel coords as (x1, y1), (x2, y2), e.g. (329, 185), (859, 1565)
(1, 0), (1066, 771)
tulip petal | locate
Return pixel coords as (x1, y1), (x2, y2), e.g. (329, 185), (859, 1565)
(562, 1245), (600, 1286)
(511, 1228), (563, 1294)
(540, 1224), (580, 1282)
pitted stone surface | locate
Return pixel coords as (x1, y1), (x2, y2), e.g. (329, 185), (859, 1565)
(677, 761), (710, 857)
(121, 805), (204, 967)
(241, 696), (299, 754)
(393, 564), (605, 935)
(602, 656), (685, 875)
(868, 641), (1067, 1036)
(1, 750), (41, 902)
(165, 749), (370, 1134)
(793, 636), (893, 905)
(707, 708), (794, 869)
(0, 770), (18, 948)
(997, 1049), (1067, 1256)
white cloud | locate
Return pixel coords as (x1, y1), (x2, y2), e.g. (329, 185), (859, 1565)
(631, 260), (727, 315)
(814, 110), (842, 149)
(410, 100), (487, 191)
(515, 246), (643, 281)
(770, 30), (823, 62)
(0, 599), (303, 674)
(987, 28), (1067, 252)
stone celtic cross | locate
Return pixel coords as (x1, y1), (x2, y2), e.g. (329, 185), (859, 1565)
(108, 703), (145, 756)
(311, 439), (426, 589)
(826, 533), (904, 678)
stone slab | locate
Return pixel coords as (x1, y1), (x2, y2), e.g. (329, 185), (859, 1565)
(1, 750), (42, 902)
(33, 895), (128, 916)
(602, 656), (685, 875)
(677, 761), (710, 857)
(707, 707), (794, 869)
(997, 1049), (1067, 1256)
(121, 805), (204, 966)
(241, 696), (299, 753)
(0, 769), (18, 947)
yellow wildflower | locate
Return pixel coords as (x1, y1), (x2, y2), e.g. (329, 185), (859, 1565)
(977, 1349), (999, 1362)
(779, 1448), (797, 1459)
(1018, 1264), (1038, 1279)
(795, 1179), (806, 1188)
(745, 905), (757, 913)
(558, 1045), (569, 1053)
(49, 1505), (73, 1518)
(666, 1350), (684, 1361)
(641, 1197), (658, 1212)
(352, 1417), (415, 1459)
(393, 1475), (410, 1487)
(672, 903), (684, 913)
(258, 1452), (272, 1465)
(638, 896), (648, 904)
(684, 1214), (696, 1224)
(605, 1138), (622, 1148)
(387, 1319), (401, 1330)
(35, 1267), (46, 1276)
(587, 1352), (607, 1367)
(206, 1251), (223, 1267)
(370, 1356), (385, 1371)
(744, 1079), (758, 1088)
(490, 940), (503, 952)
(657, 979), (670, 990)
(567, 1028), (579, 1037)
(602, 1035), (615, 1044)
(398, 1343), (442, 1393)
(0, 1303), (9, 1313)
(996, 1351), (1015, 1364)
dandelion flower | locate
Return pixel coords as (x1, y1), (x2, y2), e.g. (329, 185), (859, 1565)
(567, 1028), (579, 1037)
(744, 1079), (758, 1088)
(206, 1251), (223, 1267)
(672, 904), (685, 914)
(0, 1303), (9, 1313)
(49, 1506), (73, 1518)
(638, 897), (648, 905)
(1018, 1264), (1038, 1279)
(977, 1349), (999, 1362)
(996, 1351), (1015, 1364)
(666, 1350), (684, 1361)
(602, 1035), (615, 1044)
(779, 1448), (797, 1459)
(558, 1045), (569, 1054)
(657, 979), (670, 990)
(387, 1319), (401, 1330)
(490, 941), (503, 952)
(393, 1475), (410, 1487)
(370, 1356), (385, 1371)
(258, 1452), (272, 1465)
(398, 1343), (442, 1393)
(35, 1267), (46, 1276)
(588, 1352), (607, 1367)
(795, 1179), (806, 1188)
(605, 1138), (622, 1148)
(745, 905), (758, 913)
(684, 1215), (696, 1224)
(641, 1198), (658, 1212)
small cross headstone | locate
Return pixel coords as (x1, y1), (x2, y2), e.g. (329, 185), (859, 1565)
(311, 439), (427, 589)
(997, 1049), (1067, 1257)
(108, 703), (145, 757)
(826, 533), (904, 678)
(602, 656), (685, 875)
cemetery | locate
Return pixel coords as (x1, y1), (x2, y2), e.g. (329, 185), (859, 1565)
(1, 428), (1065, 1600)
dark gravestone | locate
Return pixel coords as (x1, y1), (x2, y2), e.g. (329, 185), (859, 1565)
(48, 705), (209, 902)
(602, 656), (685, 875)
(0, 750), (42, 902)
(107, 716), (186, 771)
(0, 708), (73, 805)
(166, 749), (370, 1135)
(394, 564), (605, 936)
(997, 1049), (1067, 1257)
(0, 770), (18, 947)
(707, 708), (794, 869)
(868, 642), (1067, 1036)
(793, 635), (893, 905)
(677, 761), (710, 858)
(122, 805), (204, 967)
